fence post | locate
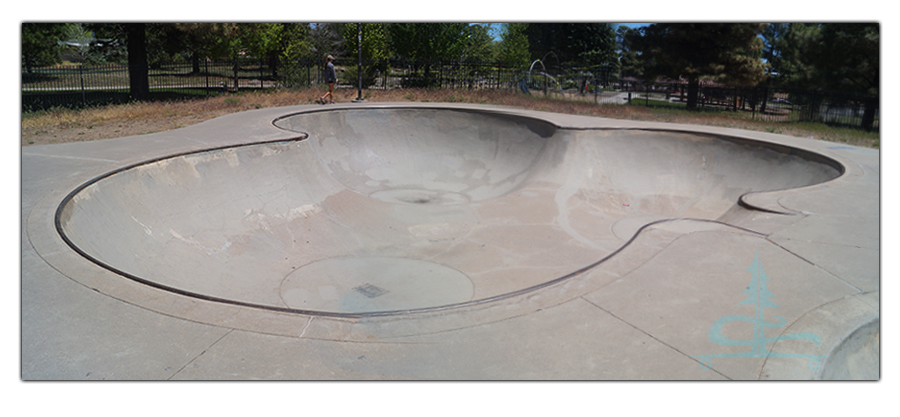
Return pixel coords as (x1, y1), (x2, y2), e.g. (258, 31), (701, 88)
(232, 57), (238, 92)
(759, 86), (768, 114)
(79, 64), (86, 107)
(750, 87), (756, 119)
(732, 87), (738, 111)
(205, 59), (209, 96)
(862, 97), (877, 131)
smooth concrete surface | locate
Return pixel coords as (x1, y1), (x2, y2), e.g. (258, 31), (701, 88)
(22, 103), (879, 380)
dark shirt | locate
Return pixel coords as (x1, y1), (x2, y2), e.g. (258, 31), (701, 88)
(325, 61), (337, 83)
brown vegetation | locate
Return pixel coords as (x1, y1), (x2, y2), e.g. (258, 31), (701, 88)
(21, 88), (879, 148)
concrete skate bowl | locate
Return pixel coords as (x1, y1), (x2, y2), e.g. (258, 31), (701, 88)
(56, 107), (844, 318)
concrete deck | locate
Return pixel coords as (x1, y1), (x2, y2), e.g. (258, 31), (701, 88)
(21, 103), (879, 380)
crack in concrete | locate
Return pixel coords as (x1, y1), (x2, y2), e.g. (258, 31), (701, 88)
(766, 237), (866, 293)
(580, 296), (733, 380)
(167, 328), (234, 380)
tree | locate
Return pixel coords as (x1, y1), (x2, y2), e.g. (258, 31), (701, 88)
(616, 26), (643, 79)
(762, 23), (818, 88)
(763, 23), (878, 130)
(276, 23), (313, 63)
(387, 23), (469, 85)
(764, 23), (878, 95)
(310, 23), (344, 60)
(125, 23), (150, 100)
(82, 23), (152, 98)
(809, 23), (879, 130)
(463, 24), (498, 62)
(340, 23), (389, 88)
(61, 23), (95, 64)
(165, 23), (238, 72)
(498, 23), (530, 67)
(808, 23), (879, 95)
(523, 23), (618, 69)
(85, 23), (129, 64)
(22, 23), (69, 72)
(276, 23), (314, 88)
(761, 23), (788, 81)
(236, 23), (309, 78)
(632, 23), (768, 110)
(388, 23), (469, 61)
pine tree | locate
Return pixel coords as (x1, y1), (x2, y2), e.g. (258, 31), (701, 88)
(631, 23), (768, 110)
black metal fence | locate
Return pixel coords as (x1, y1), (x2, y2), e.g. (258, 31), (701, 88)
(22, 58), (878, 131)
(618, 83), (879, 131)
(21, 58), (526, 111)
(21, 58), (323, 110)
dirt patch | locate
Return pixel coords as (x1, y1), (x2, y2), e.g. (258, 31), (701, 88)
(23, 116), (198, 146)
(21, 88), (879, 148)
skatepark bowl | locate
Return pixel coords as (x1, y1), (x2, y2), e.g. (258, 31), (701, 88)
(56, 107), (843, 317)
(41, 105), (879, 379)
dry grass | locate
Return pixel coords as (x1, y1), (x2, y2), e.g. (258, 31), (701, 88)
(21, 87), (879, 148)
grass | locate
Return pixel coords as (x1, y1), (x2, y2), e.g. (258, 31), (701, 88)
(21, 87), (879, 149)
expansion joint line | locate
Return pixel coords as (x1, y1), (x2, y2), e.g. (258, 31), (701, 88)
(764, 237), (864, 293)
(581, 297), (733, 380)
(168, 329), (234, 380)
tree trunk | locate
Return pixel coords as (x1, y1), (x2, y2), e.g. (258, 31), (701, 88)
(191, 53), (201, 74)
(862, 98), (877, 131)
(686, 79), (699, 110)
(126, 23), (150, 100)
(269, 52), (278, 78)
(759, 86), (768, 114)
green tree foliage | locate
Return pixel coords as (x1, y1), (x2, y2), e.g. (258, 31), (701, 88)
(341, 23), (389, 62)
(767, 23), (878, 96)
(170, 23), (238, 62)
(84, 23), (130, 63)
(616, 26), (643, 79)
(62, 24), (95, 64)
(340, 23), (389, 88)
(765, 23), (879, 130)
(22, 23), (69, 71)
(498, 23), (530, 67)
(813, 24), (879, 130)
(761, 23), (789, 80)
(235, 23), (311, 77)
(632, 23), (768, 109)
(237, 23), (281, 59)
(523, 23), (618, 69)
(277, 23), (313, 62)
(812, 24), (878, 95)
(388, 23), (469, 62)
(387, 23), (469, 85)
(762, 23), (818, 88)
(463, 24), (498, 62)
(310, 23), (344, 60)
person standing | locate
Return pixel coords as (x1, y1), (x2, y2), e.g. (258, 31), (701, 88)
(318, 55), (337, 104)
